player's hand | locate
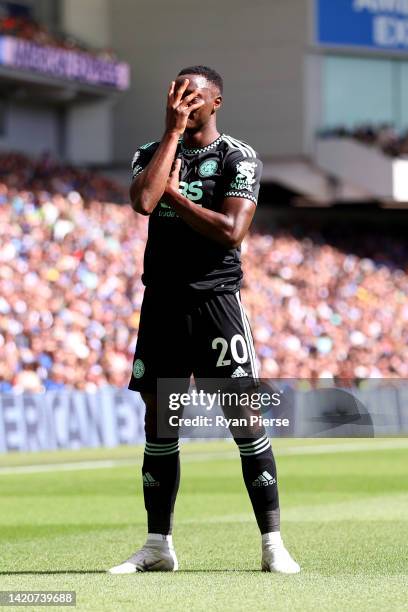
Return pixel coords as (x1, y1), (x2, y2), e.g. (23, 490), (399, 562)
(165, 158), (181, 194)
(165, 79), (205, 135)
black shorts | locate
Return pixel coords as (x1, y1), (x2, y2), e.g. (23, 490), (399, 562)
(128, 287), (259, 394)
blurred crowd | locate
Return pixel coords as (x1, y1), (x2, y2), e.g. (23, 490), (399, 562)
(1, 154), (408, 392)
(0, 174), (146, 394)
(241, 225), (408, 383)
(0, 14), (117, 60)
(0, 152), (127, 204)
(320, 124), (408, 158)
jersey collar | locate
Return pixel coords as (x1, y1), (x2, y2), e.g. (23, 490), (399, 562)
(180, 134), (223, 155)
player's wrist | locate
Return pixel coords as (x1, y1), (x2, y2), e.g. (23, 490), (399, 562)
(164, 183), (177, 197)
(164, 127), (184, 138)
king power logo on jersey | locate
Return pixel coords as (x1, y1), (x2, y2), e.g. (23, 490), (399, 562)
(179, 181), (203, 201)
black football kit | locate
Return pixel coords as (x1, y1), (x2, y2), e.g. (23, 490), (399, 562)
(126, 133), (282, 539)
(128, 133), (263, 393)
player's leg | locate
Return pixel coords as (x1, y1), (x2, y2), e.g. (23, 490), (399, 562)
(192, 291), (281, 534)
(193, 291), (300, 574)
(109, 391), (180, 574)
(142, 391), (180, 537)
(109, 288), (190, 574)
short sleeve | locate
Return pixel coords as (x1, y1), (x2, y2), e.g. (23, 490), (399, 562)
(131, 142), (157, 179)
(223, 150), (263, 205)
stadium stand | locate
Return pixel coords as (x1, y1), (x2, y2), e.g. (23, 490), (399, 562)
(0, 13), (116, 59)
(319, 124), (408, 158)
(0, 152), (127, 203)
(1, 154), (408, 392)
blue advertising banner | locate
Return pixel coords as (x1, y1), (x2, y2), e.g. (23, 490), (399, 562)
(316, 0), (408, 51)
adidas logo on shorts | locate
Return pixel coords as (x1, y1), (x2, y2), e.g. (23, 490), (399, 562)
(143, 472), (160, 487)
(252, 471), (276, 487)
(231, 366), (248, 378)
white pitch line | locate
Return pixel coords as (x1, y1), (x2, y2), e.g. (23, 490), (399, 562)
(277, 439), (408, 456)
(183, 439), (408, 460)
(0, 439), (407, 475)
(0, 459), (136, 476)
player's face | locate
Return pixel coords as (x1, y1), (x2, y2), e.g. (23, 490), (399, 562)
(174, 74), (222, 132)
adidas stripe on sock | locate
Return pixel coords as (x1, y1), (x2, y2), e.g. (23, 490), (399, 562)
(145, 440), (180, 456)
(237, 436), (271, 456)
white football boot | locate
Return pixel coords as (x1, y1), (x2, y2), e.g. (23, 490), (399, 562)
(108, 535), (178, 574)
(261, 534), (301, 574)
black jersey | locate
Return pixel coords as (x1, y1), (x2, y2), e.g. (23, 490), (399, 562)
(131, 134), (263, 294)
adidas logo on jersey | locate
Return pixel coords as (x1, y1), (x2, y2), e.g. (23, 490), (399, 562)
(231, 366), (248, 378)
(143, 472), (160, 487)
(252, 471), (276, 487)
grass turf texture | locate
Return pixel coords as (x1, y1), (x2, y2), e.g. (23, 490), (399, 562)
(0, 439), (407, 611)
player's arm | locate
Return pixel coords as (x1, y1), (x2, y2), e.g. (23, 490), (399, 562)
(163, 153), (262, 247)
(130, 79), (204, 216)
(165, 170), (255, 247)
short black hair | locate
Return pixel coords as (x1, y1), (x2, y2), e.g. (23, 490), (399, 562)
(178, 65), (223, 94)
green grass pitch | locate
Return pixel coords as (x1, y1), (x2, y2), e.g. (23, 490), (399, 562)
(0, 439), (407, 611)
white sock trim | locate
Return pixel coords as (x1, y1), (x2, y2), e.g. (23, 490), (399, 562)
(147, 533), (173, 544)
(262, 531), (282, 547)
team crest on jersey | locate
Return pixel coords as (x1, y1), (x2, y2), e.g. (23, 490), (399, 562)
(230, 160), (257, 192)
(199, 159), (218, 178)
(133, 359), (145, 378)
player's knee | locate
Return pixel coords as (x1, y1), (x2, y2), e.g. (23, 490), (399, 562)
(141, 392), (158, 438)
(141, 392), (181, 441)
